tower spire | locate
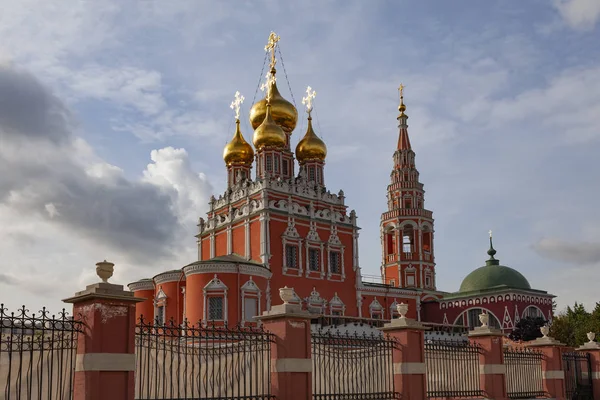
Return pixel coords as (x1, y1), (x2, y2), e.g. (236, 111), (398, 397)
(486, 230), (500, 266)
(396, 83), (411, 151)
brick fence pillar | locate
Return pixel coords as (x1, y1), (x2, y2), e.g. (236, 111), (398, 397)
(380, 310), (427, 399)
(468, 324), (507, 400)
(577, 333), (600, 400)
(257, 287), (313, 400)
(63, 261), (143, 400)
(526, 333), (567, 400)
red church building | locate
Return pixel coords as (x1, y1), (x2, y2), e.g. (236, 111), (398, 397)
(127, 32), (554, 333)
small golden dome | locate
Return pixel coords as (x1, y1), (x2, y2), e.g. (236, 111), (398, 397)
(223, 119), (254, 166)
(295, 116), (327, 162)
(249, 69), (298, 133)
(253, 103), (287, 149)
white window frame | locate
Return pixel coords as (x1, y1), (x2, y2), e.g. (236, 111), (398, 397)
(203, 275), (228, 325)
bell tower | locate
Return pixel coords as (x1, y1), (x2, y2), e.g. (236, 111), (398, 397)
(380, 85), (436, 291)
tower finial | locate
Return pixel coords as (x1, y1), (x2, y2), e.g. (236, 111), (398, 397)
(264, 31), (280, 70)
(230, 91), (245, 120)
(398, 83), (407, 115)
(487, 229), (498, 264)
(302, 86), (317, 116)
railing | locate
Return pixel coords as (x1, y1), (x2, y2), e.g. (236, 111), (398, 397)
(562, 351), (593, 400)
(0, 305), (83, 400)
(134, 317), (274, 400)
(311, 329), (398, 399)
(503, 347), (545, 399)
(424, 338), (483, 399)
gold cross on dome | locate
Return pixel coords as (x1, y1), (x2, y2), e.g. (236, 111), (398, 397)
(302, 86), (317, 114)
(260, 71), (277, 101)
(229, 91), (244, 120)
(398, 83), (405, 97)
(264, 31), (280, 68)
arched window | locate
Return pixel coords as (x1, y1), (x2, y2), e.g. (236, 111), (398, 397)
(522, 306), (544, 319)
(422, 226), (432, 253)
(455, 308), (501, 330)
(402, 225), (414, 253)
(385, 228), (395, 256)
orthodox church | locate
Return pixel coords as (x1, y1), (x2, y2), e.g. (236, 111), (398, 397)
(128, 33), (554, 333)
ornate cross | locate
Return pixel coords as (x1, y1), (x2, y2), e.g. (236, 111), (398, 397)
(229, 91), (244, 120)
(302, 86), (316, 114)
(264, 31), (280, 68)
(398, 83), (405, 97)
(260, 71), (277, 101)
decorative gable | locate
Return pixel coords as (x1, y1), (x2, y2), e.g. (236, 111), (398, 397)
(369, 298), (383, 311)
(283, 219), (300, 239)
(156, 287), (167, 300)
(241, 277), (260, 292)
(306, 222), (321, 242)
(329, 292), (345, 308)
(203, 274), (228, 292)
(328, 225), (342, 246)
(306, 287), (326, 306)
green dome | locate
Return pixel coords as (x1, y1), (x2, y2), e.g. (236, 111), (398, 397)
(459, 264), (531, 292)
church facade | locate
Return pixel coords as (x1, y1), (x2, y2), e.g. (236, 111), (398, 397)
(128, 33), (554, 333)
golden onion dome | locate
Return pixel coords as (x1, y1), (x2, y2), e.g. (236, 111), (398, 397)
(253, 103), (287, 149)
(249, 69), (298, 133)
(295, 116), (327, 162)
(223, 119), (254, 166)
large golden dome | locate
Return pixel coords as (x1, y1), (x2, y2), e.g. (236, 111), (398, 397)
(253, 103), (287, 149)
(295, 116), (327, 162)
(249, 69), (298, 133)
(223, 120), (254, 165)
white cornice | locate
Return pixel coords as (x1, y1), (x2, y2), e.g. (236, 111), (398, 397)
(127, 280), (154, 292)
(154, 271), (184, 285)
(183, 262), (272, 279)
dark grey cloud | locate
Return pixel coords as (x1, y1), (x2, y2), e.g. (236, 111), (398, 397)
(0, 273), (18, 285)
(0, 65), (73, 144)
(532, 238), (600, 265)
(0, 65), (196, 263)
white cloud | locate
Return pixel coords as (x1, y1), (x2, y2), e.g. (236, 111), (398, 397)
(554, 0), (600, 30)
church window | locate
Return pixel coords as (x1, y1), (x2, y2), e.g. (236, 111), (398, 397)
(156, 306), (165, 325)
(285, 245), (298, 269)
(282, 159), (288, 176)
(329, 251), (341, 274)
(317, 168), (322, 184)
(309, 248), (320, 271)
(208, 297), (224, 320)
(309, 167), (316, 182)
(243, 297), (258, 322)
(523, 306), (543, 319)
(274, 155), (280, 173)
(406, 275), (415, 286)
(404, 199), (412, 209)
(266, 155), (273, 172)
(425, 275), (431, 287)
(402, 226), (414, 253)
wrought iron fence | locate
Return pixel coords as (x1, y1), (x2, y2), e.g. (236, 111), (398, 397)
(562, 351), (593, 400)
(503, 347), (545, 399)
(424, 338), (483, 399)
(311, 329), (398, 400)
(134, 316), (274, 400)
(0, 304), (83, 400)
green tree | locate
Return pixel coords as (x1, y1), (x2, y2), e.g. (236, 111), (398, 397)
(509, 316), (547, 342)
(549, 302), (600, 347)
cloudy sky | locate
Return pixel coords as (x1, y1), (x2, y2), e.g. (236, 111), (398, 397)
(0, 0), (599, 315)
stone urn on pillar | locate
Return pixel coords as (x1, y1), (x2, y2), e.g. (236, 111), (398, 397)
(540, 325), (550, 338)
(479, 312), (489, 328)
(397, 302), (409, 319)
(96, 260), (114, 283)
(279, 286), (295, 304)
(587, 332), (596, 343)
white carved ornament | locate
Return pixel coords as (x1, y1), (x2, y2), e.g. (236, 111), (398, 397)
(204, 274), (228, 291)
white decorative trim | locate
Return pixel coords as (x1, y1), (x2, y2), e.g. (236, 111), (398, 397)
(241, 277), (261, 325)
(480, 364), (506, 374)
(329, 292), (345, 315)
(273, 358), (312, 373)
(203, 274), (228, 324)
(542, 370), (565, 379)
(75, 353), (135, 372)
(156, 287), (167, 301)
(128, 280), (154, 292)
(183, 262), (272, 279)
(393, 362), (426, 374)
(204, 274), (228, 291)
(154, 271), (183, 285)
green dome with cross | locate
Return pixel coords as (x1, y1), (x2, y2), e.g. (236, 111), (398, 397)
(458, 234), (531, 293)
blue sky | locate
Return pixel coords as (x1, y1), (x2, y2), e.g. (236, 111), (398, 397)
(0, 0), (599, 314)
